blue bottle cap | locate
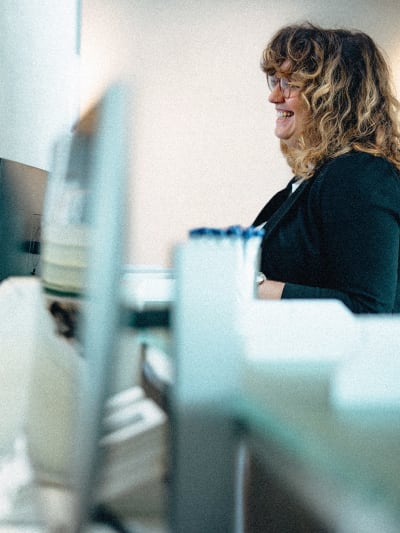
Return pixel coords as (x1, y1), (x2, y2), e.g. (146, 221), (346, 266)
(226, 225), (243, 236)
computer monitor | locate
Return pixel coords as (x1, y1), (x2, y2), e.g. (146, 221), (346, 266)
(0, 160), (47, 281)
(71, 83), (130, 531)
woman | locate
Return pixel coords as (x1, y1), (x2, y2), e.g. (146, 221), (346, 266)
(254, 23), (400, 313)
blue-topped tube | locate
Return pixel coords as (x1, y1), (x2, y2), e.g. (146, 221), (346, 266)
(242, 226), (265, 298)
(188, 224), (264, 300)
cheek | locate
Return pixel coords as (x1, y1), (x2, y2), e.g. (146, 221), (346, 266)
(295, 107), (310, 130)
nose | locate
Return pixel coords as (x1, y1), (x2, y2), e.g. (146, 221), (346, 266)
(268, 84), (285, 104)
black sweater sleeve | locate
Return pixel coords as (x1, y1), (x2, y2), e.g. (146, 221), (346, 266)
(282, 154), (400, 313)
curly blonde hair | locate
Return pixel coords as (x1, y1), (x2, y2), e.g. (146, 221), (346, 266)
(262, 23), (400, 178)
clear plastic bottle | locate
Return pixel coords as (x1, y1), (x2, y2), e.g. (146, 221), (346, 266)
(41, 132), (91, 295)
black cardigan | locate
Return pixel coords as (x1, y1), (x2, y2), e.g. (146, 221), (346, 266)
(253, 152), (400, 313)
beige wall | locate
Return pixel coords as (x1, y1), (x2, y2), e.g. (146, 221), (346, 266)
(80, 0), (400, 267)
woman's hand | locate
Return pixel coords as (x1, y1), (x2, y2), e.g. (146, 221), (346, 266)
(257, 279), (285, 300)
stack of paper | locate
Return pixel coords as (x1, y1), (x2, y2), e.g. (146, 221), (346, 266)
(96, 387), (168, 514)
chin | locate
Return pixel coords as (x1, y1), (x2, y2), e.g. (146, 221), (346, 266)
(280, 137), (301, 150)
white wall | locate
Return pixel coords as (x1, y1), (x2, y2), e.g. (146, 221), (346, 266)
(80, 0), (400, 267)
(0, 1), (79, 171)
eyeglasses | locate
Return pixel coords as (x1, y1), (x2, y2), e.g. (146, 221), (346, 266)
(267, 74), (300, 98)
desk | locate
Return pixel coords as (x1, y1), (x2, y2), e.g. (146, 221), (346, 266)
(5, 275), (400, 532)
(236, 361), (400, 533)
(98, 317), (400, 533)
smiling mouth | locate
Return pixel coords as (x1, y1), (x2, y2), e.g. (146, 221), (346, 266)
(277, 111), (294, 118)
